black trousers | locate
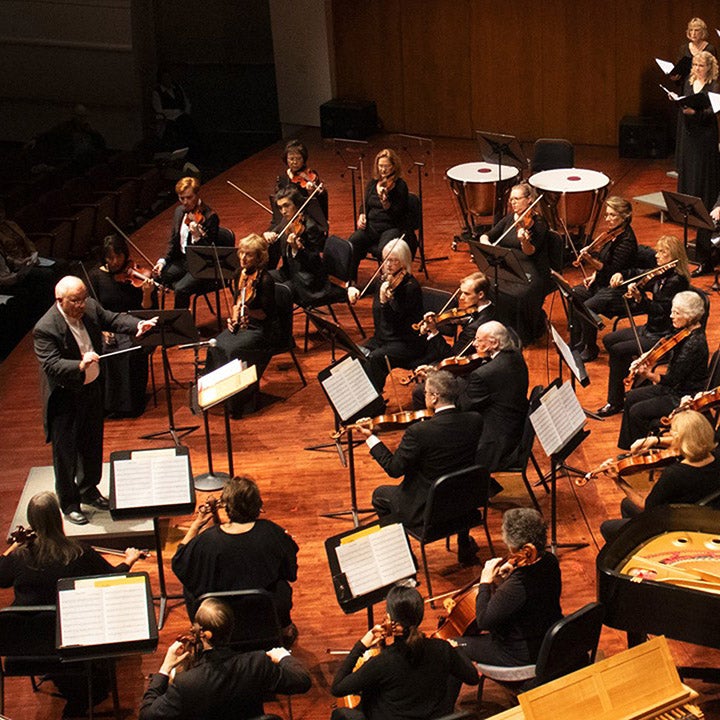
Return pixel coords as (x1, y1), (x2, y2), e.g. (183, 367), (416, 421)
(618, 384), (679, 450)
(571, 285), (625, 349)
(160, 258), (216, 309)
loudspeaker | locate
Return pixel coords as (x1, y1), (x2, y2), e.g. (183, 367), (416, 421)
(320, 99), (378, 140)
(619, 116), (669, 159)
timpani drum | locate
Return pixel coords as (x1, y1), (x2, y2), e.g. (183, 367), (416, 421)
(446, 162), (520, 234)
(528, 168), (610, 241)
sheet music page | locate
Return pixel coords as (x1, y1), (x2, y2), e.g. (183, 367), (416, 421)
(198, 358), (242, 392)
(335, 534), (384, 597)
(58, 575), (150, 647)
(550, 325), (583, 383)
(530, 402), (563, 456)
(543, 381), (586, 447)
(114, 455), (191, 508)
(655, 57), (673, 74)
(369, 523), (416, 585)
(322, 356), (379, 421)
(130, 448), (176, 459)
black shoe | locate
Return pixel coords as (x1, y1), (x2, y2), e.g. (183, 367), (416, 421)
(692, 264), (713, 277)
(596, 403), (622, 418)
(64, 510), (89, 526)
(458, 536), (480, 566)
(82, 493), (109, 511)
(580, 345), (599, 362)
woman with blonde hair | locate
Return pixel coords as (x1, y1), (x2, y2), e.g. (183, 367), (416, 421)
(672, 18), (717, 84)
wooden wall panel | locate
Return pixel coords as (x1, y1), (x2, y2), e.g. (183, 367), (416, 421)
(331, 0), (720, 146)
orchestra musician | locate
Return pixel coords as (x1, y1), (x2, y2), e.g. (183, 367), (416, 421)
(266, 186), (330, 304)
(348, 148), (412, 280)
(91, 234), (156, 417)
(33, 276), (157, 525)
(349, 238), (425, 395)
(151, 176), (222, 308)
(454, 508), (562, 669)
(416, 271), (495, 364)
(330, 582), (479, 720)
(571, 196), (638, 361)
(205, 233), (280, 418)
(618, 291), (709, 450)
(675, 50), (720, 275)
(276, 138), (328, 223)
(358, 369), (483, 565)
(0, 491), (143, 717)
(171, 476), (300, 647)
(139, 597), (311, 720)
(597, 235), (690, 417)
(601, 410), (720, 541)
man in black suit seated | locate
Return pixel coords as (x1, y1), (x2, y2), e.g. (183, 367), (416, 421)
(417, 271), (495, 364)
(139, 597), (311, 720)
(358, 369), (483, 565)
(151, 176), (223, 309)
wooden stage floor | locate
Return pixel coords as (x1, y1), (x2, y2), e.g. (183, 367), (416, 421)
(3, 130), (720, 718)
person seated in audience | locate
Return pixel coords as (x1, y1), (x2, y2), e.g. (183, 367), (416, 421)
(139, 597), (311, 720)
(618, 291), (708, 450)
(455, 508), (562, 668)
(171, 476), (299, 647)
(0, 491), (143, 716)
(330, 582), (478, 720)
(601, 410), (720, 541)
(151, 176), (221, 309)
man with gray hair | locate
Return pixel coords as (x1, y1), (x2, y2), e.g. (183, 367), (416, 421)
(33, 276), (156, 525)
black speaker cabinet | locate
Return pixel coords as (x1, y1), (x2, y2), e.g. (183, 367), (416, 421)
(619, 116), (669, 159)
(320, 99), (378, 140)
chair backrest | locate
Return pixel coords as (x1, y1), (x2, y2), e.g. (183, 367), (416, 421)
(531, 139), (575, 174)
(0, 605), (58, 658)
(546, 230), (565, 274)
(196, 590), (283, 652)
(635, 243), (657, 269)
(421, 286), (454, 316)
(688, 285), (710, 328)
(217, 226), (236, 248)
(707, 350), (720, 390)
(421, 464), (490, 541)
(274, 281), (295, 350)
(504, 385), (543, 471)
(534, 602), (604, 685)
(322, 235), (354, 284)
(407, 192), (422, 231)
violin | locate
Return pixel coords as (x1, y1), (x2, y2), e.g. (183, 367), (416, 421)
(287, 216), (306, 250)
(624, 260), (678, 299)
(172, 626), (206, 680)
(231, 268), (259, 332)
(331, 409), (434, 440)
(7, 525), (36, 546)
(412, 306), (478, 334)
(623, 326), (692, 392)
(199, 496), (223, 525)
(287, 167), (321, 191)
(377, 176), (396, 202)
(573, 224), (624, 267)
(400, 353), (488, 386)
(661, 385), (720, 426)
(579, 447), (680, 486)
(184, 208), (206, 241)
(380, 268), (405, 302)
(111, 259), (162, 290)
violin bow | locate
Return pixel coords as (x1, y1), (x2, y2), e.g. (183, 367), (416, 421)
(276, 183), (324, 240)
(210, 242), (235, 320)
(105, 217), (156, 269)
(621, 294), (644, 355)
(226, 181), (273, 215)
(385, 355), (404, 412)
(437, 287), (460, 316)
(559, 215), (590, 282)
(491, 194), (544, 247)
(358, 234), (406, 299)
(618, 260), (678, 288)
(77, 260), (101, 303)
(359, 155), (366, 217)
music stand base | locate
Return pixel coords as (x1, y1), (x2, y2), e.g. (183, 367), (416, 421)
(141, 424), (199, 443)
(321, 507), (376, 524)
(194, 471), (230, 492)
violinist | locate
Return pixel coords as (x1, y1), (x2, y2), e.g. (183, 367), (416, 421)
(91, 234), (156, 417)
(275, 139), (328, 224)
(601, 411), (720, 542)
(265, 186), (329, 303)
(0, 491), (144, 717)
(359, 370), (482, 564)
(139, 597), (311, 720)
(480, 183), (549, 344)
(597, 235), (690, 417)
(618, 291), (709, 450)
(570, 196), (638, 361)
(330, 582), (478, 720)
(350, 238), (425, 394)
(205, 234), (279, 418)
(151, 176), (222, 309)
(454, 509), (562, 669)
(418, 271), (495, 364)
(348, 148), (412, 280)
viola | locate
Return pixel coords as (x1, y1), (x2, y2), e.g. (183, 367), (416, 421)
(377, 176), (396, 201)
(400, 353), (488, 386)
(7, 525), (36, 546)
(579, 447), (680, 486)
(331, 409), (434, 440)
(287, 167), (321, 191)
(231, 268), (259, 332)
(623, 326), (692, 392)
(112, 259), (162, 290)
(573, 224), (624, 267)
(412, 306), (478, 334)
(661, 385), (720, 426)
(624, 260), (678, 299)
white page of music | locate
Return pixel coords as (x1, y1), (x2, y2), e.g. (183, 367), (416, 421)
(322, 356), (378, 421)
(336, 535), (384, 597)
(114, 454), (191, 508)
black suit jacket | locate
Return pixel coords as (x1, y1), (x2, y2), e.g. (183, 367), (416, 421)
(33, 300), (139, 439)
(370, 408), (483, 527)
(423, 303), (495, 363)
(457, 349), (529, 471)
(162, 201), (221, 265)
(139, 648), (311, 720)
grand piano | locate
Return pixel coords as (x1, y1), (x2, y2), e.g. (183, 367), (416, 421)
(597, 504), (720, 657)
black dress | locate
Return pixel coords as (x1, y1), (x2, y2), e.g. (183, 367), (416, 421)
(91, 268), (154, 416)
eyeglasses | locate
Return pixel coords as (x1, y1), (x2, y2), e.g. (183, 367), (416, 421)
(61, 296), (87, 305)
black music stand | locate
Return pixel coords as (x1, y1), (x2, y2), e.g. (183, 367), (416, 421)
(332, 138), (370, 224)
(305, 309), (367, 363)
(186, 245), (239, 332)
(131, 309), (200, 444)
(475, 130), (527, 181)
(551, 269), (605, 337)
(661, 190), (715, 250)
(470, 241), (528, 302)
(318, 354), (386, 524)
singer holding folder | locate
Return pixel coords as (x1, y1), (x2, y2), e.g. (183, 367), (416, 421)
(33, 276), (157, 525)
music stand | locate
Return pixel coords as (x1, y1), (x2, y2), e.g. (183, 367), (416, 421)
(551, 269), (605, 335)
(661, 190), (715, 250)
(131, 309), (200, 444)
(332, 138), (369, 224)
(475, 130), (527, 182)
(305, 309), (367, 363)
(186, 245), (239, 332)
(469, 241), (528, 302)
(318, 354), (386, 524)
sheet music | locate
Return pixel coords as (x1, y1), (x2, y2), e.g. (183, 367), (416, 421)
(655, 57), (673, 74)
(197, 359), (257, 408)
(321, 356), (379, 421)
(335, 524), (415, 598)
(58, 575), (150, 647)
(113, 454), (191, 508)
(530, 381), (585, 456)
